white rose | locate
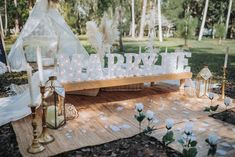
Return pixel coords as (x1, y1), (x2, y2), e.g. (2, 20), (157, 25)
(208, 93), (214, 100)
(208, 133), (218, 145)
(166, 118), (174, 130)
(184, 122), (193, 135)
(146, 110), (154, 120)
(189, 135), (197, 142)
(224, 97), (232, 106)
(135, 103), (144, 112)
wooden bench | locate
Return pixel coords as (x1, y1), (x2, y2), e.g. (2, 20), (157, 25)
(62, 72), (192, 94)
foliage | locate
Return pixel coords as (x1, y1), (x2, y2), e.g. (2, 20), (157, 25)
(162, 130), (174, 146)
(176, 15), (198, 46)
(134, 104), (157, 134)
(134, 103), (146, 133)
(1, 0), (235, 39)
(178, 122), (198, 157)
(162, 118), (175, 146)
(176, 16), (198, 38)
(204, 104), (219, 113)
(205, 139), (217, 156)
(215, 23), (226, 39)
(0, 0), (30, 35)
(205, 134), (218, 156)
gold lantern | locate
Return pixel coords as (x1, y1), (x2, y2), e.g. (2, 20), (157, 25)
(45, 76), (66, 129)
(196, 65), (213, 98)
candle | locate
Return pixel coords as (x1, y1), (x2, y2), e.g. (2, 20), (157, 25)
(36, 46), (44, 85)
(224, 53), (228, 68)
(27, 64), (34, 106)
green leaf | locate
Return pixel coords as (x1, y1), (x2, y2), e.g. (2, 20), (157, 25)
(210, 105), (219, 111)
(204, 107), (210, 112)
(182, 149), (188, 157)
(190, 140), (197, 147)
(144, 126), (155, 135)
(208, 146), (217, 156)
(178, 138), (184, 145)
(134, 114), (146, 122)
(188, 147), (198, 157)
(205, 138), (209, 144)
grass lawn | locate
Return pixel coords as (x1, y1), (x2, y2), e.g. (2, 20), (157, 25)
(4, 37), (235, 82)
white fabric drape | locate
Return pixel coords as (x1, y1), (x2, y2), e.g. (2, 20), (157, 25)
(0, 70), (53, 126)
(8, 0), (89, 72)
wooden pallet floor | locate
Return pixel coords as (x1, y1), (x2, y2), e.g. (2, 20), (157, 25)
(12, 84), (235, 157)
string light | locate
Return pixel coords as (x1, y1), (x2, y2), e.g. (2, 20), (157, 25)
(55, 52), (190, 81)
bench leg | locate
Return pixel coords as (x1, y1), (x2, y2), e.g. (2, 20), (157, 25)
(150, 82), (155, 86)
(179, 79), (185, 94)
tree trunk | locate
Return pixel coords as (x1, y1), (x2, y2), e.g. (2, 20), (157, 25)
(198, 0), (209, 41)
(118, 7), (124, 52)
(219, 37), (222, 45)
(4, 0), (8, 35)
(29, 0), (34, 10)
(0, 13), (4, 38)
(158, 0), (163, 42)
(212, 24), (215, 39)
(185, 21), (188, 47)
(224, 0), (233, 39)
(131, 0), (135, 38)
(139, 0), (147, 39)
(14, 0), (20, 35)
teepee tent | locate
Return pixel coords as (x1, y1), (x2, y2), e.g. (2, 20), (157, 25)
(8, 0), (89, 72)
(0, 0), (90, 126)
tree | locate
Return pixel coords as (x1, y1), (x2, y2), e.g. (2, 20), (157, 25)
(177, 16), (198, 47)
(0, 8), (4, 38)
(225, 0), (233, 39)
(198, 0), (209, 41)
(117, 6), (124, 52)
(215, 23), (225, 44)
(158, 0), (163, 42)
(14, 0), (20, 35)
(131, 0), (135, 38)
(29, 0), (35, 10)
(4, 0), (7, 35)
(139, 0), (148, 38)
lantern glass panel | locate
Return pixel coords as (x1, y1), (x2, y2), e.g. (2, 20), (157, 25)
(196, 66), (213, 97)
(45, 76), (66, 129)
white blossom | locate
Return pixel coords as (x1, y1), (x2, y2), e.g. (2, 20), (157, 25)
(135, 103), (144, 112)
(208, 133), (218, 145)
(189, 135), (197, 142)
(166, 118), (174, 130)
(208, 93), (214, 100)
(146, 110), (154, 120)
(184, 122), (193, 135)
(224, 97), (232, 106)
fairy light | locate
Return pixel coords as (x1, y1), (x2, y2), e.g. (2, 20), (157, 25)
(55, 51), (191, 82)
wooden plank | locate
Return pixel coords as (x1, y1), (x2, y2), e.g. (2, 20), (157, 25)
(12, 84), (234, 157)
(63, 72), (192, 92)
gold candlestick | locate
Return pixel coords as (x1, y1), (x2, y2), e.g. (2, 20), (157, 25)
(28, 106), (45, 154)
(219, 67), (226, 100)
(38, 86), (54, 144)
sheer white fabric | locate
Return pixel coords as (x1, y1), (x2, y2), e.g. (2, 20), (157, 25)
(0, 70), (53, 126)
(0, 62), (7, 74)
(8, 0), (89, 72)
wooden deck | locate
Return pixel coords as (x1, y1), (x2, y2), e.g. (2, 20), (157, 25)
(12, 83), (235, 157)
